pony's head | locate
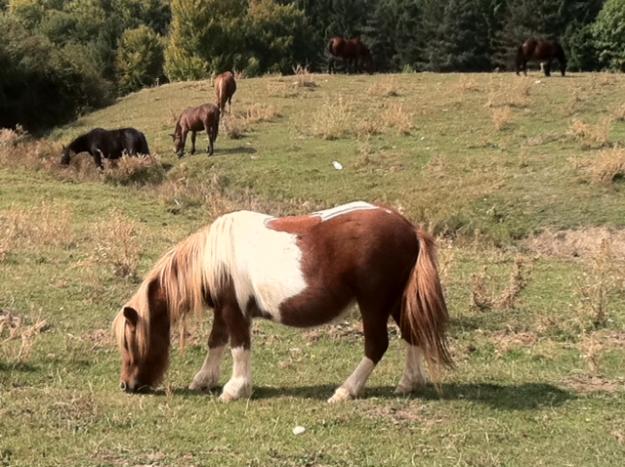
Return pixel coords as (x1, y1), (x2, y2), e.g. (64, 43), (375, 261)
(112, 227), (215, 392)
(113, 278), (171, 393)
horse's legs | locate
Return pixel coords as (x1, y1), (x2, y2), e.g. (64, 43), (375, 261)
(544, 60), (552, 77)
(219, 303), (252, 402)
(390, 307), (428, 394)
(205, 121), (214, 155)
(190, 131), (196, 155)
(92, 148), (104, 169)
(189, 307), (228, 390)
(328, 303), (389, 403)
(523, 61), (528, 76)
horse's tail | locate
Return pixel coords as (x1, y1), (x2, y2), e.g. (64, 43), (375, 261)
(401, 228), (453, 380)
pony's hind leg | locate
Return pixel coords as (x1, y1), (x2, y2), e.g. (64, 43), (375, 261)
(219, 302), (252, 402)
(328, 304), (389, 403)
(391, 308), (428, 394)
(189, 307), (228, 391)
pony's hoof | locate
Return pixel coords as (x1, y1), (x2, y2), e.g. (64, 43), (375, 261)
(327, 387), (352, 403)
(188, 375), (218, 391)
(394, 384), (415, 395)
(219, 379), (251, 402)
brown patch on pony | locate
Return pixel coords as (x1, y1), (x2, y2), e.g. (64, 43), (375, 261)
(267, 215), (321, 234)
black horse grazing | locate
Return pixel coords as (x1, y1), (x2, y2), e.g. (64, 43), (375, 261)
(61, 128), (150, 168)
(516, 38), (567, 77)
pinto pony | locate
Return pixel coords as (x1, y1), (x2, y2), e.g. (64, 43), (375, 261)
(215, 71), (237, 114)
(113, 201), (453, 402)
(61, 127), (150, 168)
(171, 103), (220, 158)
(516, 38), (567, 77)
(328, 36), (373, 74)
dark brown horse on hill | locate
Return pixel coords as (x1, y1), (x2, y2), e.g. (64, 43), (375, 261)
(170, 104), (220, 158)
(328, 36), (373, 74)
(516, 38), (567, 77)
(215, 71), (236, 114)
(113, 201), (453, 402)
(60, 128), (149, 168)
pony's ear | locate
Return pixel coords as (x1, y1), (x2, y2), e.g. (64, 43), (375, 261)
(123, 306), (139, 328)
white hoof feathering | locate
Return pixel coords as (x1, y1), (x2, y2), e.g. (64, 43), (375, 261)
(188, 370), (219, 391)
(219, 378), (251, 402)
(327, 387), (353, 403)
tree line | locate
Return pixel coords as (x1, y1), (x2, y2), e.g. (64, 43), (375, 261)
(2, 0), (625, 131)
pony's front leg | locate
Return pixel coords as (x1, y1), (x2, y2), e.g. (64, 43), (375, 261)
(189, 307), (228, 391)
(328, 310), (388, 403)
(190, 131), (196, 155)
(220, 304), (252, 402)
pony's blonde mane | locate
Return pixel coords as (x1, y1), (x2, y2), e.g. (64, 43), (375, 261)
(113, 213), (242, 359)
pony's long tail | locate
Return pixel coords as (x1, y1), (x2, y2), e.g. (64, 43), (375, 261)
(401, 229), (454, 379)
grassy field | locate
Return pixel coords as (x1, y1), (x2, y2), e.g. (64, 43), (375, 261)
(1, 72), (625, 466)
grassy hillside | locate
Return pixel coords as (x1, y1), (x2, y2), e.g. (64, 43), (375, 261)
(1, 72), (625, 466)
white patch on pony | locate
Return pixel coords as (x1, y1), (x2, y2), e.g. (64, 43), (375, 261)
(207, 211), (307, 321)
(328, 357), (375, 403)
(189, 345), (225, 390)
(220, 347), (252, 402)
(313, 201), (382, 222)
(395, 345), (428, 394)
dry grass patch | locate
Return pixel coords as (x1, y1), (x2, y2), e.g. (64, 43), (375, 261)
(381, 102), (414, 135)
(90, 209), (142, 279)
(612, 102), (625, 122)
(525, 227), (625, 260)
(224, 103), (281, 139)
(573, 239), (623, 329)
(485, 78), (532, 109)
(310, 95), (354, 140)
(367, 77), (399, 97)
(456, 75), (481, 94)
(563, 374), (624, 394)
(0, 309), (49, 363)
(292, 65), (318, 89)
(103, 154), (165, 186)
(569, 117), (612, 149)
(471, 257), (529, 311)
(0, 201), (74, 261)
(585, 147), (625, 184)
(491, 106), (513, 131)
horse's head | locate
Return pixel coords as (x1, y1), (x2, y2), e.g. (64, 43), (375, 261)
(170, 125), (184, 158)
(113, 279), (170, 393)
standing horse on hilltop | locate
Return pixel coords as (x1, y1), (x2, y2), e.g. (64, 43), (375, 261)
(328, 36), (373, 74)
(113, 201), (453, 402)
(60, 127), (150, 168)
(516, 38), (567, 77)
(215, 71), (237, 114)
(170, 103), (220, 158)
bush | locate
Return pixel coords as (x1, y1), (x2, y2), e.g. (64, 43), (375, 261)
(115, 25), (165, 94)
(593, 0), (625, 71)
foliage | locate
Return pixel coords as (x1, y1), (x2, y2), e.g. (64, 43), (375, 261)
(115, 25), (165, 94)
(592, 0), (625, 71)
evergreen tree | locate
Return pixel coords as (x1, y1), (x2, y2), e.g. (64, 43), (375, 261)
(592, 0), (625, 71)
(116, 25), (165, 94)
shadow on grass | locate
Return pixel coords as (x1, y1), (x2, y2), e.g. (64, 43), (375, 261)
(0, 361), (37, 372)
(165, 382), (574, 410)
(216, 146), (257, 156)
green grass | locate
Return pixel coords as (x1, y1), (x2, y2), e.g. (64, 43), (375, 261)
(1, 72), (625, 466)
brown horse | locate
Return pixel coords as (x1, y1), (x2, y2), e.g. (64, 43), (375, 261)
(215, 71), (236, 114)
(328, 36), (373, 74)
(516, 38), (567, 77)
(170, 104), (220, 158)
(113, 201), (453, 402)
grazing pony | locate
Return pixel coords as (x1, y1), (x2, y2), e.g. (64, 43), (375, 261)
(516, 38), (567, 77)
(171, 103), (220, 158)
(328, 36), (373, 74)
(60, 128), (149, 168)
(113, 201), (453, 402)
(215, 71), (237, 114)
